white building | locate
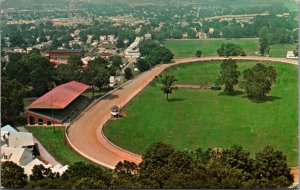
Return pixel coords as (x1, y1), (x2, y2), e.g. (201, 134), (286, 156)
(8, 132), (35, 150)
(1, 125), (69, 178)
(125, 37), (142, 58)
(286, 51), (298, 59)
(1, 145), (33, 166)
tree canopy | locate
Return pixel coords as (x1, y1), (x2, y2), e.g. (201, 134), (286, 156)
(1, 77), (26, 125)
(217, 43), (246, 56)
(1, 161), (28, 188)
(240, 63), (277, 101)
(216, 59), (240, 95)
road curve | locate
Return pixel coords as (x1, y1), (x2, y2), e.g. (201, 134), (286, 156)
(66, 56), (298, 170)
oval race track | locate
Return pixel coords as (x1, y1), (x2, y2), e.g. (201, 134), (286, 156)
(65, 56), (298, 182)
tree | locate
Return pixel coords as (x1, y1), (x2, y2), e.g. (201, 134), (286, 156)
(259, 27), (270, 56)
(293, 45), (298, 57)
(1, 161), (28, 188)
(4, 53), (31, 85)
(240, 63), (277, 101)
(217, 43), (246, 57)
(253, 146), (293, 188)
(1, 77), (26, 125)
(139, 142), (176, 188)
(136, 58), (151, 72)
(30, 164), (58, 181)
(109, 55), (123, 68)
(195, 50), (203, 57)
(124, 68), (133, 80)
(216, 59), (240, 95)
(73, 177), (107, 189)
(115, 160), (139, 178)
(84, 61), (110, 96)
(116, 37), (125, 48)
(160, 75), (178, 101)
(57, 56), (84, 83)
(139, 40), (160, 56)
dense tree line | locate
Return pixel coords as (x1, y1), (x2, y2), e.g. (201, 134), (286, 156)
(2, 143), (294, 189)
(136, 40), (174, 72)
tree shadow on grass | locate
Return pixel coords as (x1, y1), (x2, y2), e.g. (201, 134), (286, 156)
(218, 90), (244, 96)
(242, 95), (281, 103)
(168, 98), (184, 102)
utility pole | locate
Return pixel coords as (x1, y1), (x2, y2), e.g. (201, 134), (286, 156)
(51, 91), (55, 133)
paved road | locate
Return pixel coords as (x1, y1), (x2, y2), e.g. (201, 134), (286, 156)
(17, 127), (61, 166)
(66, 56), (298, 171)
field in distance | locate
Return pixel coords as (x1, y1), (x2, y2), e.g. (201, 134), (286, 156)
(104, 61), (298, 166)
(164, 39), (297, 58)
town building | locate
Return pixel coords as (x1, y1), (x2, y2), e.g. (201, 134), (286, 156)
(26, 81), (90, 126)
(48, 49), (84, 60)
(124, 37), (142, 58)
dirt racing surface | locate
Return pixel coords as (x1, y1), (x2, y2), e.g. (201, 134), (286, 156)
(66, 56), (298, 172)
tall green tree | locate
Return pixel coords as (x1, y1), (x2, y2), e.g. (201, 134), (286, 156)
(84, 60), (110, 96)
(109, 55), (123, 68)
(216, 59), (240, 95)
(240, 63), (277, 101)
(56, 56), (84, 83)
(259, 27), (270, 56)
(1, 161), (28, 188)
(136, 58), (151, 72)
(139, 40), (160, 56)
(1, 77), (26, 125)
(160, 74), (178, 101)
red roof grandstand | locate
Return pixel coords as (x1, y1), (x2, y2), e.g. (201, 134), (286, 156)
(27, 81), (89, 110)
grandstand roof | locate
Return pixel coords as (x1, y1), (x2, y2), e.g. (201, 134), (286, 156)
(27, 81), (89, 110)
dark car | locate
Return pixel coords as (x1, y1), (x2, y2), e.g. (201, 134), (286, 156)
(211, 86), (221, 91)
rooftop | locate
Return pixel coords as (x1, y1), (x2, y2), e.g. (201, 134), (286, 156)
(48, 49), (83, 53)
(8, 132), (34, 148)
(27, 81), (89, 110)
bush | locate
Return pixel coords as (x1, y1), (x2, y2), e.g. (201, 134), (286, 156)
(217, 43), (246, 56)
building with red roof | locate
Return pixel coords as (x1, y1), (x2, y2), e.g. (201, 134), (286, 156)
(26, 81), (90, 126)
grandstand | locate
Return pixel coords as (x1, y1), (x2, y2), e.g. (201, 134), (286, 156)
(26, 81), (90, 126)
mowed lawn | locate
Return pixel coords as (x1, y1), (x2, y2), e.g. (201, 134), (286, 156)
(164, 39), (296, 59)
(27, 127), (91, 165)
(104, 61), (298, 166)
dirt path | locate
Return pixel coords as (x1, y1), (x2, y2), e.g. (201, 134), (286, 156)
(66, 56), (298, 175)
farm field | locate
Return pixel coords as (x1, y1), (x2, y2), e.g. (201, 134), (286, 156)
(27, 127), (92, 165)
(164, 39), (296, 58)
(104, 61), (298, 166)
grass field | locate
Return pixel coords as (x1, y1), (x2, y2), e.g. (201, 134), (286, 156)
(164, 39), (296, 59)
(104, 61), (298, 166)
(27, 127), (91, 165)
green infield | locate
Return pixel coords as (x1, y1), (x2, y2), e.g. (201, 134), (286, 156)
(104, 61), (298, 166)
(164, 39), (296, 59)
(27, 127), (91, 165)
